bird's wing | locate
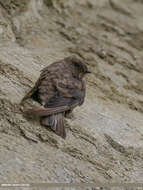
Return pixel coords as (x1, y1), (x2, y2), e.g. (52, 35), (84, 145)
(55, 78), (86, 107)
(21, 61), (61, 103)
(21, 78), (41, 103)
(24, 78), (86, 117)
(24, 99), (80, 117)
(39, 77), (86, 110)
(54, 75), (85, 99)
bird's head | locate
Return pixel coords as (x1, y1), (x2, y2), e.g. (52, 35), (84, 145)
(65, 56), (91, 78)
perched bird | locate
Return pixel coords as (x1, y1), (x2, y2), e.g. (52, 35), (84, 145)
(22, 56), (90, 139)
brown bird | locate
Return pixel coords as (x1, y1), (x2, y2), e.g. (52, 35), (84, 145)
(22, 56), (90, 139)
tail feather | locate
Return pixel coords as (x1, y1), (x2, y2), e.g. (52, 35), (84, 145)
(40, 113), (66, 139)
(54, 114), (66, 139)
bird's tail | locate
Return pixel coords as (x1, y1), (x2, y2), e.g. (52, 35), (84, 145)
(40, 113), (66, 139)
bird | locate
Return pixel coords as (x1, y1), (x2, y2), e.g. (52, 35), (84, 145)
(22, 56), (91, 139)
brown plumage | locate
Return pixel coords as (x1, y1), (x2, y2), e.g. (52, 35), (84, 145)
(22, 56), (90, 139)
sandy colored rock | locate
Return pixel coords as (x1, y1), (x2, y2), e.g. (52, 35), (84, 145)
(0, 0), (143, 189)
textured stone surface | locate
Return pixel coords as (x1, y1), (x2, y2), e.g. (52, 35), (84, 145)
(0, 0), (143, 188)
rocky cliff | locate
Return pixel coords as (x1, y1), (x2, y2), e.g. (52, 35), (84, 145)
(0, 0), (143, 189)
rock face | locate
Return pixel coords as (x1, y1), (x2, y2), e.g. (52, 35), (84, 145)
(0, 0), (143, 188)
